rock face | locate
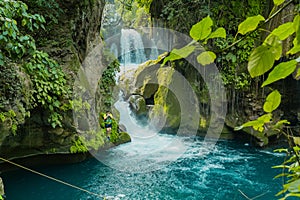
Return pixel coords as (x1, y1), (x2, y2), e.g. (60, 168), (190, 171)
(119, 57), (226, 136)
(129, 95), (148, 116)
(0, 0), (130, 160)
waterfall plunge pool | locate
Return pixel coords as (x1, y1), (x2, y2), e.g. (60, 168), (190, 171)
(2, 97), (286, 200)
(2, 137), (285, 200)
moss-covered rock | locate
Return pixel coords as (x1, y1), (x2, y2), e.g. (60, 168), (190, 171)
(0, 0), (121, 160)
(129, 95), (147, 116)
(114, 132), (131, 145)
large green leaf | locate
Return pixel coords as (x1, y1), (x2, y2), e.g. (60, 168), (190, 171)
(271, 22), (295, 40)
(273, 0), (285, 6)
(293, 15), (300, 44)
(264, 35), (282, 60)
(287, 38), (300, 55)
(205, 27), (226, 42)
(235, 113), (272, 132)
(262, 60), (297, 87)
(248, 45), (276, 77)
(190, 16), (213, 41)
(162, 45), (196, 65)
(263, 90), (281, 113)
(238, 15), (265, 35)
(197, 51), (216, 66)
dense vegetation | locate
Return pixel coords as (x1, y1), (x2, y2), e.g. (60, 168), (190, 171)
(0, 0), (126, 156)
(0, 0), (70, 132)
(1, 0), (299, 198)
(118, 0), (300, 198)
(147, 0), (300, 198)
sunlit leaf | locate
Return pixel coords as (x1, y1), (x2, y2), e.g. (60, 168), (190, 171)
(273, 0), (285, 6)
(272, 165), (289, 169)
(234, 114), (272, 132)
(294, 15), (300, 44)
(264, 35), (282, 60)
(296, 68), (300, 80)
(271, 22), (295, 40)
(197, 51), (216, 66)
(274, 148), (289, 153)
(286, 179), (300, 193)
(262, 60), (298, 87)
(190, 16), (213, 41)
(257, 114), (273, 123)
(274, 120), (290, 129)
(263, 90), (281, 113)
(162, 45), (196, 65)
(205, 27), (226, 42)
(238, 15), (265, 35)
(274, 173), (288, 179)
(248, 45), (276, 77)
(293, 137), (300, 146)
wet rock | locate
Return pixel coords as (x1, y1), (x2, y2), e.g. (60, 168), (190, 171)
(129, 95), (147, 116)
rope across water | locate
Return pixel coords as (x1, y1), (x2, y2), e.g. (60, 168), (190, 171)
(0, 157), (104, 199)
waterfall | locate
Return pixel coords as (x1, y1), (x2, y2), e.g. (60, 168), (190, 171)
(149, 39), (159, 60)
(120, 29), (147, 65)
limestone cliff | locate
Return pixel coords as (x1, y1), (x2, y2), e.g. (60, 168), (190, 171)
(0, 0), (130, 161)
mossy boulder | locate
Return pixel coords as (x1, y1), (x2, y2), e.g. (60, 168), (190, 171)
(114, 132), (131, 145)
(129, 95), (148, 116)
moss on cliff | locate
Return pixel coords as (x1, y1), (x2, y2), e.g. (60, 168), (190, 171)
(0, 0), (126, 160)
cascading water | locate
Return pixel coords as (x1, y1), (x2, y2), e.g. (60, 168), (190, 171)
(149, 39), (159, 60)
(120, 29), (147, 65)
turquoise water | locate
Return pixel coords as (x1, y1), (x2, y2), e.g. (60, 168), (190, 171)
(1, 98), (287, 200)
(2, 138), (285, 200)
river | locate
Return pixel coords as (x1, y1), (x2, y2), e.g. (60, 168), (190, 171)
(2, 98), (285, 200)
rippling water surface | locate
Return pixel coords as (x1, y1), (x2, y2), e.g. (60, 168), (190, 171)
(2, 99), (286, 200)
(3, 137), (285, 200)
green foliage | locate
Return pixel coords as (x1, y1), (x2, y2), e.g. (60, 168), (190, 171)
(0, 63), (23, 107)
(69, 137), (88, 154)
(115, 0), (151, 28)
(273, 0), (285, 6)
(70, 130), (105, 153)
(0, 1), (69, 131)
(135, 0), (152, 12)
(0, 110), (18, 135)
(162, 46), (196, 66)
(24, 51), (69, 128)
(237, 15), (265, 35)
(248, 12), (299, 78)
(64, 99), (91, 116)
(190, 16), (213, 41)
(273, 146), (300, 199)
(25, 0), (63, 25)
(248, 39), (278, 78)
(98, 50), (120, 110)
(197, 51), (216, 66)
(0, 0), (45, 65)
(204, 28), (226, 43)
(229, 1), (300, 198)
(271, 22), (295, 40)
(262, 60), (298, 87)
(263, 90), (281, 113)
(163, 15), (225, 66)
(235, 113), (272, 133)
